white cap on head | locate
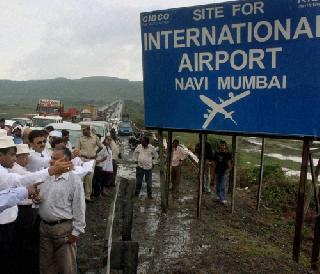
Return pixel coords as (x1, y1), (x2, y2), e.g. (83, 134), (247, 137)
(16, 144), (30, 155)
(0, 135), (15, 149)
(13, 125), (23, 131)
(49, 130), (62, 138)
(5, 120), (15, 127)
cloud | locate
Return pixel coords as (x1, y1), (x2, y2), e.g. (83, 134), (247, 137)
(1, 0), (234, 81)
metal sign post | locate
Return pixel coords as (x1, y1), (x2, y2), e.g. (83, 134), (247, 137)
(158, 130), (167, 212)
(165, 131), (173, 208)
(293, 139), (310, 262)
(197, 133), (205, 218)
(230, 135), (237, 214)
(256, 138), (266, 211)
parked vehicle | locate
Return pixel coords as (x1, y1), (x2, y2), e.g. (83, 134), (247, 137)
(32, 115), (63, 128)
(11, 118), (32, 127)
(118, 122), (133, 136)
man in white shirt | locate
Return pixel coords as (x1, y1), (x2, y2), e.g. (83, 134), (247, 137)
(110, 134), (121, 187)
(171, 139), (188, 194)
(26, 130), (51, 172)
(134, 136), (158, 198)
(39, 148), (85, 274)
(0, 185), (39, 214)
(0, 129), (73, 274)
(9, 143), (40, 274)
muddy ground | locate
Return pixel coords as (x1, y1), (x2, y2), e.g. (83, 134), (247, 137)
(132, 158), (311, 274)
(77, 139), (315, 274)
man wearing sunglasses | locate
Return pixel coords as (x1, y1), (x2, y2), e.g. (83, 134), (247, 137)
(26, 130), (51, 172)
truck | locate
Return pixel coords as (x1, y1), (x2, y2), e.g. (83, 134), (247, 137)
(36, 99), (64, 116)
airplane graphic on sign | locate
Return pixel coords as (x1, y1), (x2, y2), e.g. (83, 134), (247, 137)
(200, 90), (251, 129)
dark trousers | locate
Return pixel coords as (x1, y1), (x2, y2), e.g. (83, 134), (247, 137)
(171, 165), (181, 193)
(101, 171), (113, 188)
(17, 206), (40, 274)
(135, 166), (152, 195)
(93, 166), (103, 196)
(0, 221), (18, 274)
(111, 159), (118, 186)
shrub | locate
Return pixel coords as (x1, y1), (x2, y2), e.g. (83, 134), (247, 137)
(237, 164), (296, 208)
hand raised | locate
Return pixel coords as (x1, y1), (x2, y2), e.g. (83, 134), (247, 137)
(48, 159), (73, 176)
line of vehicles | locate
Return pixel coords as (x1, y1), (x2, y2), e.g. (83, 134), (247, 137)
(6, 99), (135, 147)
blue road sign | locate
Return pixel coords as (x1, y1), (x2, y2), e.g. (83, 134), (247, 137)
(140, 0), (320, 137)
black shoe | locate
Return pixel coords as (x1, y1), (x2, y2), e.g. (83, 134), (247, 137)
(135, 193), (139, 197)
(148, 193), (153, 199)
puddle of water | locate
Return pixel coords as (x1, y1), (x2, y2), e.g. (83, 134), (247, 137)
(242, 148), (260, 153)
(265, 153), (302, 163)
(282, 167), (316, 180)
(145, 215), (160, 237)
(278, 143), (300, 151)
(266, 153), (320, 164)
(247, 137), (262, 146)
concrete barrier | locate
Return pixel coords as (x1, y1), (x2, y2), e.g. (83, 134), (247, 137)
(101, 177), (138, 274)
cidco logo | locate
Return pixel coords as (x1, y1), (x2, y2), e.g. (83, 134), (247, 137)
(142, 13), (170, 24)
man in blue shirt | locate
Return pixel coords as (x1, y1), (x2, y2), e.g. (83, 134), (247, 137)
(12, 126), (23, 144)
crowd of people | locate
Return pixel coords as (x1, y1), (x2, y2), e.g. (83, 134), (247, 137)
(0, 119), (122, 274)
(133, 134), (233, 205)
(0, 115), (234, 274)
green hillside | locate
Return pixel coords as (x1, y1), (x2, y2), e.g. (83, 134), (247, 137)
(0, 76), (143, 117)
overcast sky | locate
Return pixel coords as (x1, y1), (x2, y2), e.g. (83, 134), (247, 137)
(0, 0), (233, 81)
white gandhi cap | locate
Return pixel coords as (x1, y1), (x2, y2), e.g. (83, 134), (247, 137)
(49, 130), (62, 138)
(0, 129), (15, 149)
(16, 144), (30, 155)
